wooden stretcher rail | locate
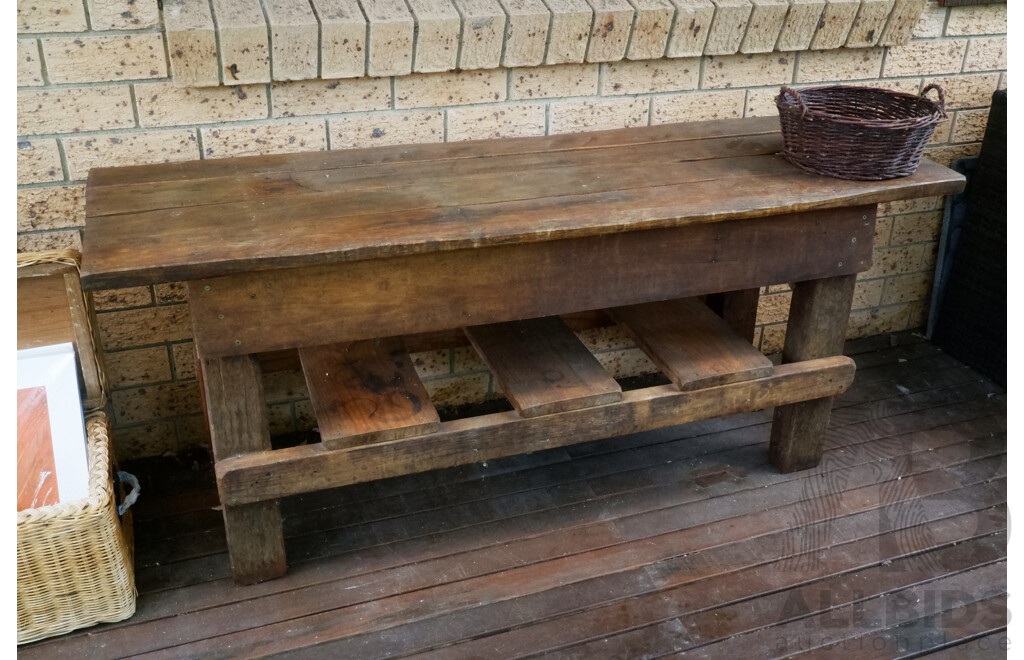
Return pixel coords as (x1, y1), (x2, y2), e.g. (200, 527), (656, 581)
(216, 356), (856, 506)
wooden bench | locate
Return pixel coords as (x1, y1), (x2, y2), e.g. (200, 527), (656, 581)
(80, 116), (964, 585)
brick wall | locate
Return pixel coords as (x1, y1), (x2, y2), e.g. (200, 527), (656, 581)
(16, 0), (1007, 460)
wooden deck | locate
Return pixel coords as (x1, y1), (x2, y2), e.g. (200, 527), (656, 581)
(20, 332), (1007, 658)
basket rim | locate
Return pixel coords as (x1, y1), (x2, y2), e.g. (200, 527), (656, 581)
(776, 84), (947, 127)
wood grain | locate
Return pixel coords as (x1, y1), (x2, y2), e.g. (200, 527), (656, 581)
(216, 356), (855, 505)
(200, 354), (286, 584)
(464, 316), (622, 417)
(612, 297), (773, 391)
(80, 118), (963, 290)
(299, 339), (441, 450)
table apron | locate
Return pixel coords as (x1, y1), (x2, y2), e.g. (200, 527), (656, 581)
(188, 205), (875, 358)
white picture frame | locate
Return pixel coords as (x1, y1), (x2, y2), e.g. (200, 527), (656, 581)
(17, 343), (89, 506)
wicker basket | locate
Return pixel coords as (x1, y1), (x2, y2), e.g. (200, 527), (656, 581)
(775, 84), (947, 180)
(17, 412), (137, 645)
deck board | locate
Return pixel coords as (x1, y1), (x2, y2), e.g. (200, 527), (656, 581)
(19, 333), (1007, 658)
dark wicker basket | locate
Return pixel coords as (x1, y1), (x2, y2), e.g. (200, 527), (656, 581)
(775, 84), (947, 180)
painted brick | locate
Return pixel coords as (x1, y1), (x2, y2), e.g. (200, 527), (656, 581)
(136, 82), (268, 127)
(911, 2), (947, 39)
(264, 0), (320, 81)
(861, 78), (923, 96)
(447, 103), (547, 141)
(593, 347), (658, 379)
(928, 118), (951, 145)
(105, 347), (172, 388)
(877, 195), (942, 216)
(112, 381), (203, 424)
(882, 271), (932, 305)
(924, 142), (980, 168)
(17, 40), (44, 87)
(877, 0), (926, 46)
(18, 230), (82, 253)
(544, 0), (593, 64)
(498, 0), (550, 67)
(267, 402), (295, 436)
(63, 130), (200, 181)
(113, 421), (180, 460)
(922, 74), (999, 110)
(861, 244), (926, 279)
(395, 69), (506, 108)
(951, 109), (989, 144)
(945, 4), (1006, 37)
(883, 39), (968, 77)
(626, 0), (675, 60)
(890, 210), (942, 245)
(365, 0), (415, 77)
(548, 97), (649, 134)
(87, 0), (161, 29)
(963, 37), (1006, 73)
(652, 89), (745, 123)
(176, 414), (211, 446)
(847, 304), (911, 338)
(666, 0), (714, 58)
(212, 0), (272, 85)
(155, 282), (188, 304)
(17, 184), (85, 231)
(453, 345), (489, 372)
(776, 0), (825, 51)
(705, 0), (753, 55)
(602, 59), (698, 94)
(410, 349), (452, 379)
(271, 78), (392, 117)
(312, 0), (367, 79)
(844, 0), (893, 48)
(329, 110), (444, 148)
(163, 0), (221, 87)
(740, 0), (788, 54)
(701, 52), (795, 89)
(511, 64), (599, 99)
(796, 47), (883, 82)
(809, 0), (858, 50)
(756, 291), (791, 325)
(743, 87), (780, 117)
(17, 140), (63, 185)
(406, 0), (461, 73)
(18, 87), (135, 135)
(17, 0), (88, 32)
(853, 278), (884, 310)
(263, 370), (308, 402)
(574, 324), (633, 352)
(998, 73), (1006, 91)
(42, 33), (167, 84)
(172, 342), (197, 379)
(201, 119), (327, 158)
(584, 0), (634, 62)
(294, 399), (316, 430)
(423, 372), (492, 407)
(96, 305), (193, 350)
(760, 323), (786, 353)
(873, 216), (893, 247)
(453, 0), (506, 70)
(91, 286), (154, 311)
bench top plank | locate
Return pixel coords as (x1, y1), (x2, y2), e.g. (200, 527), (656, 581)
(81, 116), (964, 290)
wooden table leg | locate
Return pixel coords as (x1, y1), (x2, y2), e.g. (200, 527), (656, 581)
(769, 274), (857, 472)
(200, 353), (287, 584)
(706, 288), (760, 344)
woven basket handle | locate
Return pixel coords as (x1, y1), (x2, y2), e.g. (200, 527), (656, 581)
(780, 86), (808, 118)
(920, 83), (946, 114)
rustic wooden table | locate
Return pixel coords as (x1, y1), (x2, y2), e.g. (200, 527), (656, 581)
(81, 116), (964, 585)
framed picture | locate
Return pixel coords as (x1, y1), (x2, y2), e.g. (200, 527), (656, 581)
(17, 343), (89, 511)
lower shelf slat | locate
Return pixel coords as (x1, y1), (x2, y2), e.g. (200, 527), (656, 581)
(299, 339), (441, 451)
(612, 297), (774, 391)
(218, 356), (856, 505)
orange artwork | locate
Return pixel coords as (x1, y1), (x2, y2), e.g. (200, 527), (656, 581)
(17, 387), (59, 511)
